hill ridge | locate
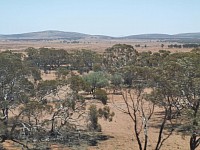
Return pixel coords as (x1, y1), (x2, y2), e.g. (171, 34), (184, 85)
(0, 30), (200, 40)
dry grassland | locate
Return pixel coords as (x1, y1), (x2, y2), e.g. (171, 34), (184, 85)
(1, 40), (192, 150)
(0, 39), (192, 53)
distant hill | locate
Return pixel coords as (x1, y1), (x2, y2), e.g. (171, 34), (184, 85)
(123, 33), (200, 39)
(0, 30), (200, 40)
(0, 30), (91, 40)
(123, 34), (173, 39)
(173, 33), (200, 39)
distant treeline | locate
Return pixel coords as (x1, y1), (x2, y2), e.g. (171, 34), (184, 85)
(168, 43), (200, 48)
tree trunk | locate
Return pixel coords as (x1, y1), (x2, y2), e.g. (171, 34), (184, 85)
(50, 117), (55, 135)
(155, 109), (167, 150)
(190, 101), (199, 150)
(190, 134), (197, 150)
(133, 113), (142, 150)
(2, 108), (8, 125)
(144, 121), (148, 150)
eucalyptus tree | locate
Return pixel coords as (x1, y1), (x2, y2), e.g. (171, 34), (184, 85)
(0, 51), (36, 144)
(0, 51), (34, 123)
(25, 47), (69, 72)
(103, 44), (138, 72)
(112, 65), (155, 150)
(83, 71), (109, 94)
(146, 63), (183, 150)
(136, 50), (170, 67)
(147, 50), (200, 150)
(17, 78), (86, 142)
(68, 74), (86, 94)
(70, 49), (102, 74)
(110, 73), (123, 93)
(173, 51), (200, 150)
(0, 51), (70, 146)
(113, 51), (180, 150)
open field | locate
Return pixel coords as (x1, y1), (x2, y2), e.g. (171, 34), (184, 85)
(0, 39), (192, 53)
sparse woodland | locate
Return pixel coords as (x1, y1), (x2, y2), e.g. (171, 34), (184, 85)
(0, 44), (200, 150)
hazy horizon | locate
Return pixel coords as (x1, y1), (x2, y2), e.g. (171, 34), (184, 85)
(1, 30), (200, 38)
(1, 0), (200, 36)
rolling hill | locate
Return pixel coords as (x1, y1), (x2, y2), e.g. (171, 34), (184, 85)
(0, 30), (200, 40)
(0, 30), (90, 40)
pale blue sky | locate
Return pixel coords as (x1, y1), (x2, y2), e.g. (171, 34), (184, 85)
(0, 0), (199, 36)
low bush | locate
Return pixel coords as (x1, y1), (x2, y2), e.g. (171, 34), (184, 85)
(94, 89), (108, 105)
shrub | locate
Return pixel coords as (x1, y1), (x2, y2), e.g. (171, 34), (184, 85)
(94, 89), (108, 105)
(99, 106), (115, 122)
(88, 105), (101, 132)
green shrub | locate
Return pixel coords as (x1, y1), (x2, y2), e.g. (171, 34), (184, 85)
(99, 106), (115, 122)
(88, 105), (101, 132)
(94, 89), (108, 105)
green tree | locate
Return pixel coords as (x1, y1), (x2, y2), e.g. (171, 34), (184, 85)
(173, 52), (200, 150)
(70, 49), (102, 74)
(119, 66), (154, 150)
(110, 73), (123, 93)
(0, 51), (36, 146)
(148, 51), (200, 150)
(69, 74), (86, 93)
(25, 47), (69, 73)
(103, 44), (138, 72)
(83, 72), (109, 94)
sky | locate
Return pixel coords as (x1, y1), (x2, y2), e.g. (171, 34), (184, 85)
(0, 0), (200, 36)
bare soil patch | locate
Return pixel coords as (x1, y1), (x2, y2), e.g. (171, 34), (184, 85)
(88, 94), (190, 150)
